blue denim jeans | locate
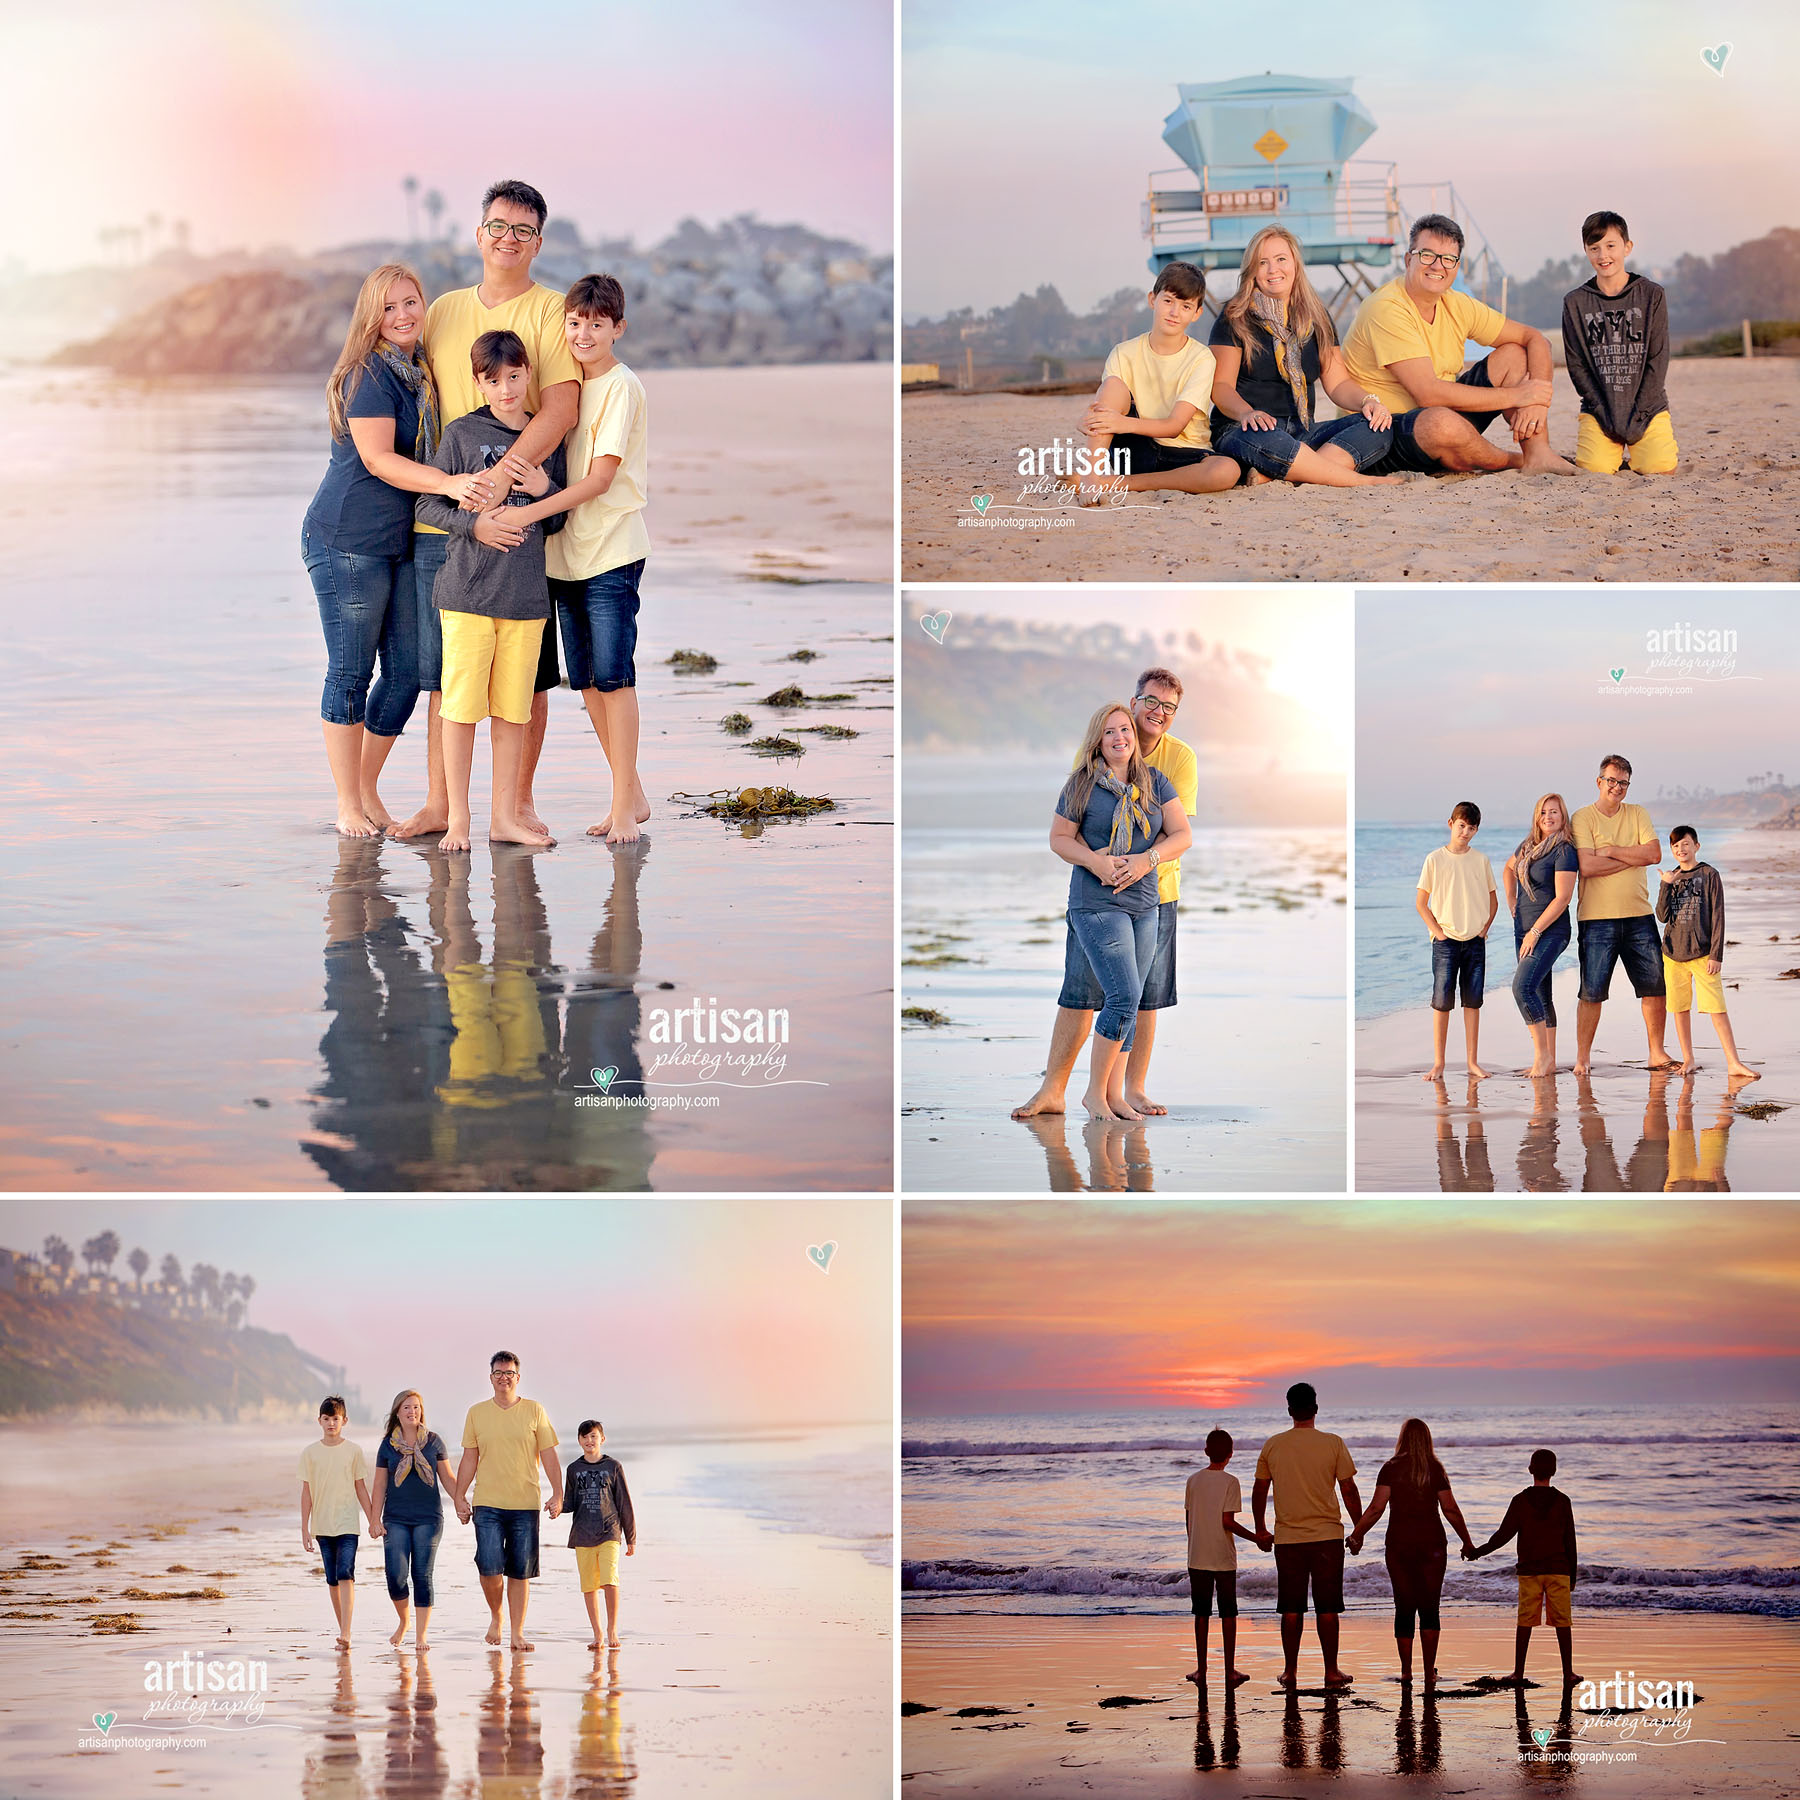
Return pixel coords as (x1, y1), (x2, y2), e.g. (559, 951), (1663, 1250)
(1066, 907), (1159, 1046)
(552, 560), (643, 692)
(1512, 912), (1571, 1027)
(1430, 935), (1486, 1011)
(412, 530), (449, 693)
(472, 1505), (540, 1580)
(382, 1514), (443, 1607)
(302, 530), (419, 733)
(1058, 899), (1176, 1010)
(316, 1533), (358, 1585)
(1577, 913), (1666, 1003)
(1216, 410), (1393, 481)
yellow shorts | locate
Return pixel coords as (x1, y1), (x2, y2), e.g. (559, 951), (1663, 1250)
(1664, 954), (1725, 1014)
(1574, 409), (1678, 475)
(575, 1541), (622, 1592)
(1517, 1573), (1572, 1628)
(440, 611), (545, 726)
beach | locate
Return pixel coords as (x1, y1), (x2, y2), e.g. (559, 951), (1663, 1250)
(0, 363), (893, 1191)
(901, 356), (1800, 582)
(1356, 830), (1800, 1192)
(0, 1418), (891, 1797)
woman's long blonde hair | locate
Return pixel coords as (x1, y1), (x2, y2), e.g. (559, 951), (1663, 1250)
(1062, 702), (1156, 822)
(326, 263), (433, 441)
(383, 1388), (428, 1441)
(1219, 225), (1338, 359)
(1513, 793), (1574, 903)
(1393, 1417), (1447, 1492)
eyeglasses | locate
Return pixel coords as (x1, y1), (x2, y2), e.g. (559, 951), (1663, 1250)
(1134, 694), (1178, 719)
(1601, 776), (1631, 790)
(1410, 248), (1460, 271)
(480, 220), (541, 242)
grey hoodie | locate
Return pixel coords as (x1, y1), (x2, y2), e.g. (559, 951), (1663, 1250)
(1561, 273), (1670, 446)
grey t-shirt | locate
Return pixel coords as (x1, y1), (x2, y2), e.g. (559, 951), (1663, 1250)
(1561, 274), (1669, 446)
(1057, 766), (1177, 916)
(414, 408), (567, 620)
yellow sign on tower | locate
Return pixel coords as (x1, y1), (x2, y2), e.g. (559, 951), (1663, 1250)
(1254, 129), (1289, 163)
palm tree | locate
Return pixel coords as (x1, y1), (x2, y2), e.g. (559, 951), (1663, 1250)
(43, 1235), (73, 1280)
(93, 1231), (121, 1275)
(423, 188), (445, 242)
(128, 1247), (150, 1290)
(227, 1299), (244, 1331)
(403, 175), (419, 243)
(237, 1273), (256, 1327)
(160, 1253), (183, 1292)
(190, 1262), (221, 1315)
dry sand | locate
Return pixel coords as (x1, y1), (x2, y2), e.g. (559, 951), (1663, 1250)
(902, 357), (1800, 581)
(902, 1610), (1797, 1797)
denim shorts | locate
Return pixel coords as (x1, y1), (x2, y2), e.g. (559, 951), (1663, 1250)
(1431, 935), (1486, 1011)
(1059, 899), (1175, 1011)
(301, 529), (419, 734)
(1375, 357), (1503, 474)
(1577, 913), (1666, 1003)
(316, 1533), (358, 1585)
(552, 560), (643, 692)
(416, 530), (560, 696)
(1215, 410), (1393, 482)
(472, 1505), (540, 1580)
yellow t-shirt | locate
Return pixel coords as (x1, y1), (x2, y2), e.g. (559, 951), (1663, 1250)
(461, 1397), (558, 1510)
(1418, 846), (1496, 941)
(1254, 1427), (1356, 1545)
(417, 282), (583, 534)
(1101, 333), (1216, 450)
(1341, 280), (1508, 416)
(297, 1438), (368, 1537)
(1571, 802), (1656, 920)
(545, 362), (651, 581)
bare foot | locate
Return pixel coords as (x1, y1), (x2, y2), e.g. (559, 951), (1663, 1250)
(1422, 1064), (1446, 1082)
(1010, 1087), (1066, 1120)
(590, 811), (642, 845)
(1124, 1090), (1167, 1116)
(1245, 468), (1272, 487)
(361, 796), (397, 833)
(485, 1619), (503, 1646)
(490, 817), (555, 848)
(1104, 1093), (1144, 1122)
(1082, 1091), (1132, 1121)
(606, 1635), (621, 1649)
(1423, 1667), (1438, 1689)
(516, 802), (550, 837)
(1678, 1057), (1699, 1074)
(1275, 1672), (1298, 1690)
(335, 1636), (351, 1651)
(1371, 473), (1407, 486)
(1228, 1670), (1251, 1688)
(442, 820), (474, 853)
(1323, 1671), (1354, 1689)
(388, 1621), (407, 1646)
(1646, 1054), (1677, 1071)
(1468, 1061), (1490, 1080)
(1564, 1670), (1584, 1688)
(391, 806), (449, 840)
(510, 1636), (535, 1652)
(1573, 1058), (1592, 1076)
(1184, 1669), (1202, 1685)
(1520, 441), (1577, 477)
(415, 1636), (429, 1654)
(1527, 1062), (1554, 1079)
(336, 808), (381, 838)
(587, 1638), (601, 1651)
(1727, 1063), (1760, 1081)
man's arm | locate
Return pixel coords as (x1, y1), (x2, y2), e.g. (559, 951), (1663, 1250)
(1338, 1477), (1362, 1526)
(490, 381), (580, 495)
(1490, 318), (1558, 438)
(454, 1446), (478, 1511)
(540, 1448), (563, 1518)
(1577, 849), (1638, 877)
(1250, 1475), (1273, 1547)
(1383, 352), (1553, 416)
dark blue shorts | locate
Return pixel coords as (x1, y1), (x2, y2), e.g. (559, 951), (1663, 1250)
(472, 1505), (540, 1581)
(1375, 356), (1504, 474)
(1431, 935), (1486, 1011)
(316, 1533), (358, 1585)
(416, 530), (560, 696)
(1189, 1568), (1238, 1619)
(552, 560), (643, 693)
(1577, 913), (1666, 1003)
(1058, 899), (1176, 1010)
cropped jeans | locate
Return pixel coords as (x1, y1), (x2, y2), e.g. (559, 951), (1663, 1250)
(1215, 410), (1393, 482)
(1512, 912), (1571, 1028)
(302, 528), (419, 734)
(382, 1514), (443, 1608)
(1067, 906), (1159, 1048)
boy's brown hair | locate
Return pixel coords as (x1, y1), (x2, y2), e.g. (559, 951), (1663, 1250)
(566, 273), (626, 325)
(1151, 261), (1206, 305)
(471, 329), (530, 380)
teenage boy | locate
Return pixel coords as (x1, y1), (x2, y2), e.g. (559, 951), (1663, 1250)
(561, 1419), (637, 1649)
(1467, 1448), (1581, 1691)
(1657, 825), (1757, 1080)
(1417, 803), (1498, 1081)
(1074, 263), (1241, 501)
(298, 1395), (378, 1651)
(511, 274), (652, 844)
(389, 179), (582, 843)
(1184, 1428), (1257, 1692)
(1563, 211), (1678, 476)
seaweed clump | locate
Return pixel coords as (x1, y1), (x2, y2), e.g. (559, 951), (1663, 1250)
(719, 712), (754, 733)
(667, 648), (718, 673)
(748, 735), (804, 756)
(676, 786), (836, 820)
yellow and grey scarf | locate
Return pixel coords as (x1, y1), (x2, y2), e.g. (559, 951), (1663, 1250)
(1093, 766), (1152, 856)
(372, 341), (441, 464)
(1250, 291), (1313, 430)
(387, 1428), (436, 1490)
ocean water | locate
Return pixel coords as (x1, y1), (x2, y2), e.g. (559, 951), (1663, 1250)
(689, 1430), (894, 1568)
(903, 1406), (1800, 1619)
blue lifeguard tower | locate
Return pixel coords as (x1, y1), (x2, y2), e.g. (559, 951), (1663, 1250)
(1145, 74), (1503, 323)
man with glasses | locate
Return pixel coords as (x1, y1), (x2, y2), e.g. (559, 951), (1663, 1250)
(1013, 668), (1198, 1120)
(390, 179), (583, 842)
(1341, 213), (1574, 478)
(1570, 754), (1673, 1075)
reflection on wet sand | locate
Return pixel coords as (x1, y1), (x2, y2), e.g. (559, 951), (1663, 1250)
(1018, 1115), (1155, 1192)
(477, 1650), (545, 1797)
(1393, 1683), (1440, 1776)
(1513, 1687), (1577, 1788)
(302, 1653), (362, 1800)
(383, 1652), (447, 1795)
(309, 837), (652, 1191)
(1192, 1689), (1241, 1771)
(1278, 1686), (1345, 1772)
(573, 1648), (637, 1796)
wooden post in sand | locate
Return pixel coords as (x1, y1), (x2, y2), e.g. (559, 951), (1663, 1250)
(1743, 319), (1754, 359)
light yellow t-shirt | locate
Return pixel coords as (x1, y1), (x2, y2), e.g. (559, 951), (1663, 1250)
(545, 362), (651, 581)
(416, 282), (583, 534)
(1571, 802), (1656, 920)
(1184, 1468), (1242, 1571)
(1254, 1428), (1356, 1545)
(1418, 845), (1496, 941)
(461, 1397), (559, 1510)
(1342, 280), (1509, 416)
(1101, 333), (1216, 450)
(297, 1438), (368, 1537)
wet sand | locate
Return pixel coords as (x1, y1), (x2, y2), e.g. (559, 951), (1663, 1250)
(902, 1611), (1796, 1797)
(1356, 833), (1800, 1192)
(0, 1424), (891, 1797)
(0, 366), (892, 1191)
(902, 357), (1800, 582)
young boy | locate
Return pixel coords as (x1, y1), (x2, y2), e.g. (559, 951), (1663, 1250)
(1183, 1428), (1258, 1692)
(1417, 803), (1498, 1080)
(298, 1395), (377, 1649)
(1468, 1448), (1581, 1690)
(1075, 261), (1240, 502)
(1562, 211), (1678, 476)
(560, 1419), (636, 1649)
(1656, 825), (1757, 1081)
(415, 329), (569, 852)
(508, 274), (652, 845)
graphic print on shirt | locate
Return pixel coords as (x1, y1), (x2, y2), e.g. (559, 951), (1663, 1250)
(1582, 305), (1647, 395)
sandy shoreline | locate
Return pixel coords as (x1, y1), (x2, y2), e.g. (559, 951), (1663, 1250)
(902, 357), (1800, 581)
(902, 1610), (1798, 1797)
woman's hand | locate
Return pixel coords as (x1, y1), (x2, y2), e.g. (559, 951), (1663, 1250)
(1108, 852), (1151, 889)
(1346, 1532), (1363, 1556)
(441, 472), (483, 506)
(1359, 395), (1392, 430)
(1521, 928), (1541, 956)
(1242, 410), (1280, 432)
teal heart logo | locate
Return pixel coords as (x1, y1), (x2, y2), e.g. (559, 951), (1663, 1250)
(1610, 667), (1624, 684)
(1532, 1726), (1552, 1748)
(1702, 42), (1731, 74)
(591, 1066), (618, 1092)
(971, 493), (992, 515)
(921, 610), (952, 645)
(806, 1241), (836, 1272)
(94, 1713), (116, 1734)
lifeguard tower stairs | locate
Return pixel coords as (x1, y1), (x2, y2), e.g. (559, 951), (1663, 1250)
(1145, 74), (1504, 324)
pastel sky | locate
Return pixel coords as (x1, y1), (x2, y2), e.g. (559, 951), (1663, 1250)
(0, 1199), (890, 1431)
(7, 0), (891, 273)
(903, 0), (1800, 316)
(903, 1201), (1800, 1414)
(1358, 590), (1800, 821)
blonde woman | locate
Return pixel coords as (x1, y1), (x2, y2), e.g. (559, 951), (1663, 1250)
(368, 1387), (458, 1651)
(1209, 226), (1403, 489)
(1346, 1418), (1478, 1688)
(1050, 703), (1192, 1120)
(1503, 794), (1579, 1078)
(301, 264), (484, 837)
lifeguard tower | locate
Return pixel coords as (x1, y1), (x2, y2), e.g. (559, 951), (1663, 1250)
(1145, 74), (1503, 323)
